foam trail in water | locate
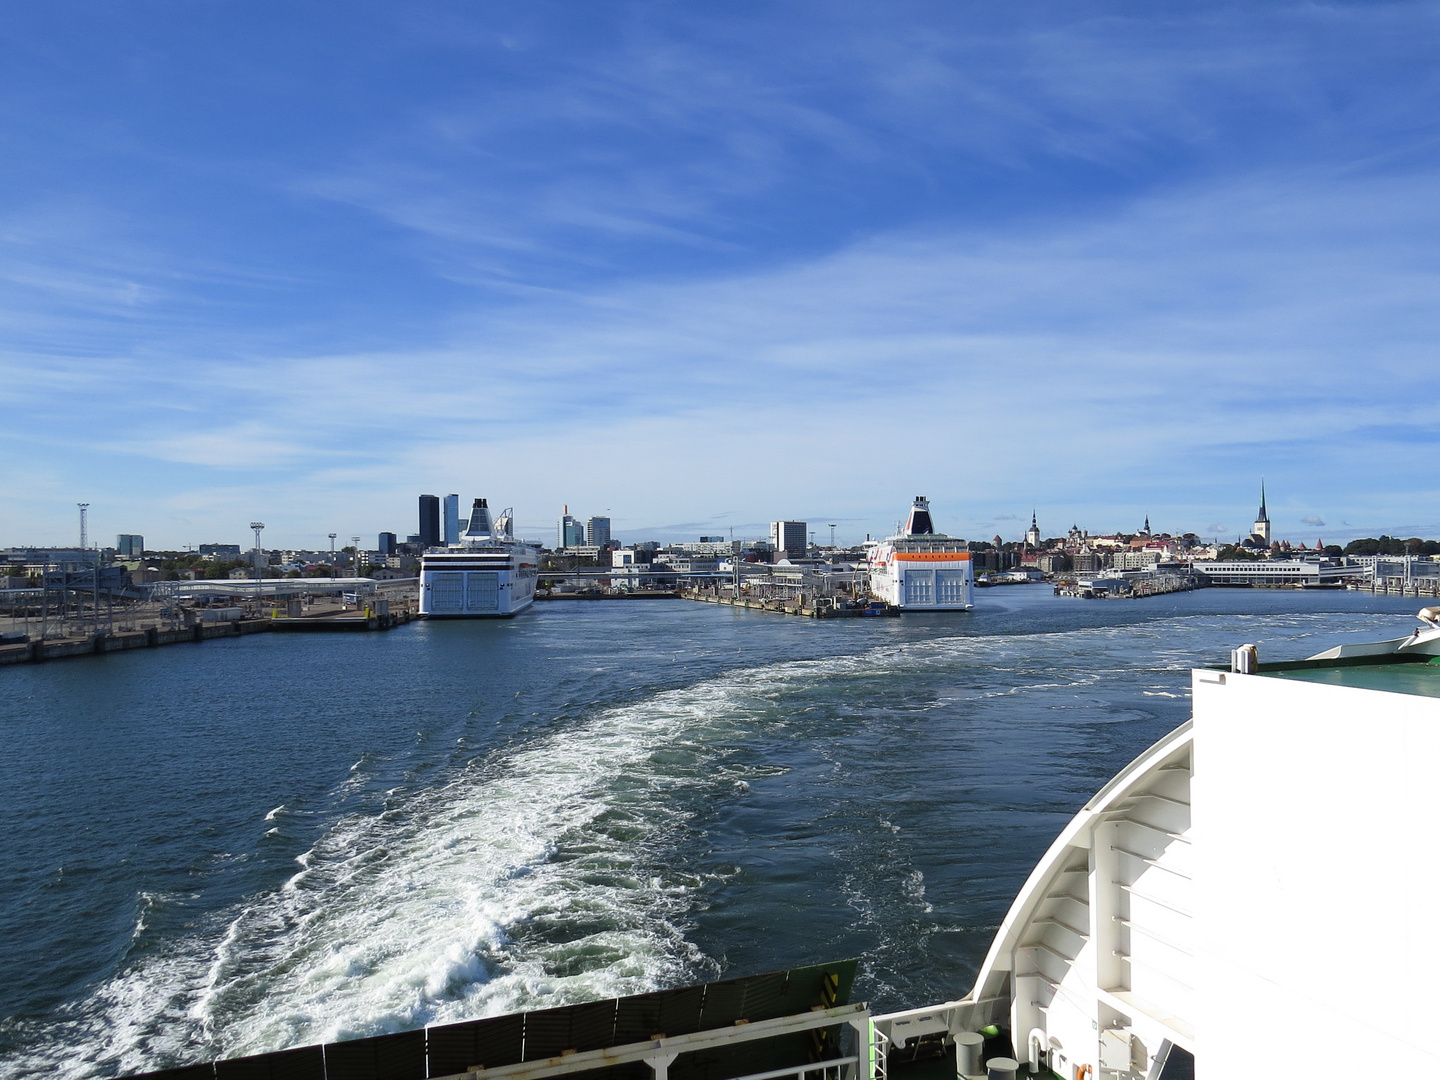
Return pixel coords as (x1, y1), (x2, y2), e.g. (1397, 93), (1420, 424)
(5, 652), (841, 1079)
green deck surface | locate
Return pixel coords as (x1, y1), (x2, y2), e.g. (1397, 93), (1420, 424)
(1264, 657), (1440, 697)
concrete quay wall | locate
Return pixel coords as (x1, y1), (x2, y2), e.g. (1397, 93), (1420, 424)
(0, 610), (413, 666)
(0, 619), (271, 665)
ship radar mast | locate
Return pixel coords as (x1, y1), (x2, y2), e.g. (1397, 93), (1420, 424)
(494, 508), (515, 539)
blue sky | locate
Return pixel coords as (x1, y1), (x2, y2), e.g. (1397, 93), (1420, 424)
(4, 1), (1440, 549)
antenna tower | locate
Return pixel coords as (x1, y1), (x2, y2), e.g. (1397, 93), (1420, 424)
(78, 503), (89, 551)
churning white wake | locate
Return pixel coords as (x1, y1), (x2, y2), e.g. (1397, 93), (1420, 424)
(5, 651), (824, 1079)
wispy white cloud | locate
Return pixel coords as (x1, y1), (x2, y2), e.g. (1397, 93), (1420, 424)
(8, 156), (1439, 545)
(5, 3), (1440, 545)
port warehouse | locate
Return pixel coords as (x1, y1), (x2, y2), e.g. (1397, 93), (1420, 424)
(1192, 559), (1361, 585)
(120, 963), (873, 1080)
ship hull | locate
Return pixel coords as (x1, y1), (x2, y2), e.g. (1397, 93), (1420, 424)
(868, 551), (974, 611)
(418, 548), (539, 618)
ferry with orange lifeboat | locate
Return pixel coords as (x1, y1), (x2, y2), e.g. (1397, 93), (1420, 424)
(865, 496), (974, 611)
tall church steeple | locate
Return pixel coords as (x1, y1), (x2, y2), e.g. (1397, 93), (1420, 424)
(1251, 481), (1272, 545)
(1025, 510), (1041, 548)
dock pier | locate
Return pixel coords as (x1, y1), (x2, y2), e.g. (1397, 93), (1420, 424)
(1, 592), (418, 667)
(1352, 577), (1440, 598)
(681, 585), (897, 618)
(1054, 572), (1198, 600)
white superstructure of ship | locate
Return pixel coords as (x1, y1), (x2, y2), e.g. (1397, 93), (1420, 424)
(866, 610), (1440, 1078)
(418, 498), (539, 618)
(866, 496), (974, 611)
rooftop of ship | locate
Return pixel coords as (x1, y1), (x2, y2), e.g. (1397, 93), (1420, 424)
(1229, 604), (1440, 696)
(424, 499), (538, 556)
(875, 496), (967, 550)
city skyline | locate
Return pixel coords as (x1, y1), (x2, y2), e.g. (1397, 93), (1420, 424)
(4, 4), (1440, 546)
(2, 485), (1420, 553)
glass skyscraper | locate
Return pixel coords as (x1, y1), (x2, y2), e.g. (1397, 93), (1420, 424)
(418, 494), (441, 548)
(443, 494), (460, 545)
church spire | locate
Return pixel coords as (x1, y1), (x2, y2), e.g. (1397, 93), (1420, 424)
(1250, 480), (1273, 546)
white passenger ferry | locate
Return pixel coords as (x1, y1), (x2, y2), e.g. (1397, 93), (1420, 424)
(419, 498), (539, 618)
(866, 496), (974, 611)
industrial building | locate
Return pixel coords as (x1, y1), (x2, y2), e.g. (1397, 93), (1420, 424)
(1196, 558), (1363, 586)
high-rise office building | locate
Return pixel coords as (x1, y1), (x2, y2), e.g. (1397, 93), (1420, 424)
(443, 494), (460, 545)
(116, 534), (144, 558)
(557, 506), (585, 550)
(378, 532), (397, 556)
(770, 520), (807, 557)
(418, 494), (441, 548)
(586, 516), (611, 547)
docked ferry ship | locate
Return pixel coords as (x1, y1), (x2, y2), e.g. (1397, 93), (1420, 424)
(866, 496), (974, 611)
(419, 498), (539, 618)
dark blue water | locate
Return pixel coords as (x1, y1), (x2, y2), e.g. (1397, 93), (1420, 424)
(0, 588), (1423, 1077)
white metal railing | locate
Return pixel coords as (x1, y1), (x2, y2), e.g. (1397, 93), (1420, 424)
(728, 1055), (859, 1080)
(432, 1004), (870, 1080)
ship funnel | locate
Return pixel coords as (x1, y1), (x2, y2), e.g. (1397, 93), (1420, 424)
(904, 495), (934, 536)
(463, 498), (494, 539)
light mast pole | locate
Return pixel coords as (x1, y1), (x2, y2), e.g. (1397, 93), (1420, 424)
(78, 504), (92, 635)
(250, 522), (265, 584)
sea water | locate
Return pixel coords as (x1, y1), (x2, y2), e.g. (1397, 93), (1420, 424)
(0, 587), (1423, 1078)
